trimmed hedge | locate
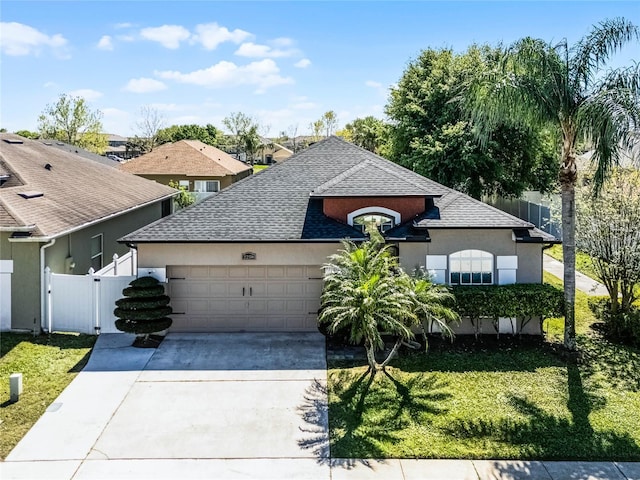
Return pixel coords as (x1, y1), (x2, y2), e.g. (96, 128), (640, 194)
(114, 276), (172, 336)
(452, 283), (564, 335)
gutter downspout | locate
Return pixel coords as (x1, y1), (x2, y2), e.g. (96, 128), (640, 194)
(40, 239), (56, 333)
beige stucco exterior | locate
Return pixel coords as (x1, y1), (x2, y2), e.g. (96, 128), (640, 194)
(3, 202), (166, 331)
(133, 174), (246, 191)
(136, 231), (548, 336)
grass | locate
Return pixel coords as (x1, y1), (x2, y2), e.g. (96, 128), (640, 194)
(324, 272), (640, 460)
(0, 332), (96, 460)
(253, 164), (269, 174)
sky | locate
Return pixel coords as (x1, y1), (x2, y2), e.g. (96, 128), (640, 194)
(1, 1), (638, 138)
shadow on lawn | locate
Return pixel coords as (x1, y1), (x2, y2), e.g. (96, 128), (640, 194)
(578, 333), (640, 392)
(445, 360), (640, 460)
(0, 332), (95, 359)
(299, 368), (451, 464)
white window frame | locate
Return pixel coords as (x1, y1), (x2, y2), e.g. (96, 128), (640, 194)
(194, 180), (220, 193)
(448, 249), (494, 285)
(90, 234), (103, 271)
(347, 206), (401, 226)
(178, 180), (190, 191)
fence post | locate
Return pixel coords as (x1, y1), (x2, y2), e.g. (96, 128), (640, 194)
(131, 248), (137, 276)
(113, 253), (119, 276)
(45, 267), (52, 334)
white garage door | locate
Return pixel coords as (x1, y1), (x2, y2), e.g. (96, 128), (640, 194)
(167, 265), (323, 332)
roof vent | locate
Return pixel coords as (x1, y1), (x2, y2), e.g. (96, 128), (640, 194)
(11, 231), (32, 238)
(0, 174), (10, 187)
(44, 142), (53, 146)
(44, 163), (52, 171)
(3, 139), (23, 145)
(18, 191), (44, 199)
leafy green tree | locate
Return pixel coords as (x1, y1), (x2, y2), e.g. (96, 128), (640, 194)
(577, 168), (640, 315)
(37, 93), (107, 154)
(319, 240), (458, 373)
(386, 46), (557, 199)
(114, 276), (172, 346)
(309, 119), (324, 142)
(465, 18), (639, 350)
(223, 112), (257, 160)
(341, 116), (390, 154)
(157, 124), (223, 146)
(322, 110), (338, 136)
(15, 130), (39, 139)
(168, 180), (195, 209)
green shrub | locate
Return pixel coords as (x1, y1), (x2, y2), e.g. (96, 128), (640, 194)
(589, 298), (640, 346)
(114, 276), (172, 340)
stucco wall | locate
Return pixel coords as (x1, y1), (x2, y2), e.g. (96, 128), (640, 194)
(323, 197), (426, 224)
(134, 174), (235, 191)
(137, 242), (342, 268)
(4, 202), (165, 330)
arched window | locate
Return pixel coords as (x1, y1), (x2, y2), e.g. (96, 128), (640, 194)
(347, 207), (401, 233)
(449, 250), (493, 285)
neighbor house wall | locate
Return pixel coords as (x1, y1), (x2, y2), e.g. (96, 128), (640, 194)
(134, 174), (244, 191)
(2, 235), (41, 331)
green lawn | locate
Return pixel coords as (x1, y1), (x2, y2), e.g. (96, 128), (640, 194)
(326, 272), (640, 460)
(0, 333), (96, 459)
(253, 164), (269, 174)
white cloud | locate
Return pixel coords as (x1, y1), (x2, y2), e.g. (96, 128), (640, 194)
(97, 35), (113, 51)
(365, 80), (382, 88)
(294, 58), (311, 68)
(140, 25), (190, 49)
(234, 42), (297, 58)
(123, 77), (167, 93)
(0, 22), (67, 56)
(156, 59), (293, 94)
(117, 34), (135, 42)
(68, 89), (103, 101)
(114, 22), (134, 29)
(191, 22), (251, 50)
(272, 37), (294, 47)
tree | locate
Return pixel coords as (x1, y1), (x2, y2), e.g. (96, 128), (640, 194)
(114, 276), (173, 347)
(287, 124), (299, 152)
(15, 130), (39, 139)
(309, 119), (324, 142)
(37, 93), (107, 154)
(168, 180), (195, 209)
(465, 18), (639, 349)
(341, 116), (390, 154)
(319, 240), (458, 373)
(322, 110), (338, 137)
(577, 168), (640, 315)
(386, 46), (558, 199)
(157, 124), (223, 146)
(223, 112), (255, 160)
(134, 105), (165, 153)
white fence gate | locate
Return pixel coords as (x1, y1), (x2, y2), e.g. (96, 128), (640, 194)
(45, 251), (136, 334)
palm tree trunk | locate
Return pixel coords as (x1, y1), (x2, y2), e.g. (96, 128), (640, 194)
(379, 337), (403, 369)
(365, 342), (378, 372)
(560, 143), (578, 351)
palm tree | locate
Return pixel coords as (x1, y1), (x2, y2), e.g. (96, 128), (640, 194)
(319, 240), (459, 372)
(466, 18), (639, 350)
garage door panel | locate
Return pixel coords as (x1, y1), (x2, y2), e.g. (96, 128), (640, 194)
(167, 265), (322, 332)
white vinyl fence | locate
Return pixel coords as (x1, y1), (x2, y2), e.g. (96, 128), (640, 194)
(45, 251), (136, 334)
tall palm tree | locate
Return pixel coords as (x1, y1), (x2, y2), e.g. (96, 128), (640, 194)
(466, 18), (639, 350)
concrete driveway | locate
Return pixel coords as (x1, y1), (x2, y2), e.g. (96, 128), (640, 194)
(3, 332), (330, 479)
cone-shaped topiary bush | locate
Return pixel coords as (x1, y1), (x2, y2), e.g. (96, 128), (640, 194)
(114, 276), (172, 343)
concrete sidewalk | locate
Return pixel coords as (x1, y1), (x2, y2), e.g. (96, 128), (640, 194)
(543, 254), (609, 296)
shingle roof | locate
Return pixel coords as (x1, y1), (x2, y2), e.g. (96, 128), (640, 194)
(118, 140), (252, 177)
(35, 139), (119, 167)
(0, 133), (176, 238)
(122, 136), (542, 243)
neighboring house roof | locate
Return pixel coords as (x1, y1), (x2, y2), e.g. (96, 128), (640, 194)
(106, 134), (128, 143)
(123, 136), (546, 244)
(118, 140), (252, 177)
(0, 133), (176, 238)
(35, 139), (119, 167)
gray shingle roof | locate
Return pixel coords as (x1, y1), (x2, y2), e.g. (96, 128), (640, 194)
(0, 133), (176, 238)
(122, 136), (540, 243)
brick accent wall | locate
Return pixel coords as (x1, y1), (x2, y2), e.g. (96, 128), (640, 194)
(323, 197), (426, 224)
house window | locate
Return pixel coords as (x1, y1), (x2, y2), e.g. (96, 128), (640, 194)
(352, 213), (395, 233)
(90, 234), (103, 271)
(194, 180), (220, 193)
(346, 206), (401, 233)
(178, 180), (190, 191)
(449, 250), (493, 285)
